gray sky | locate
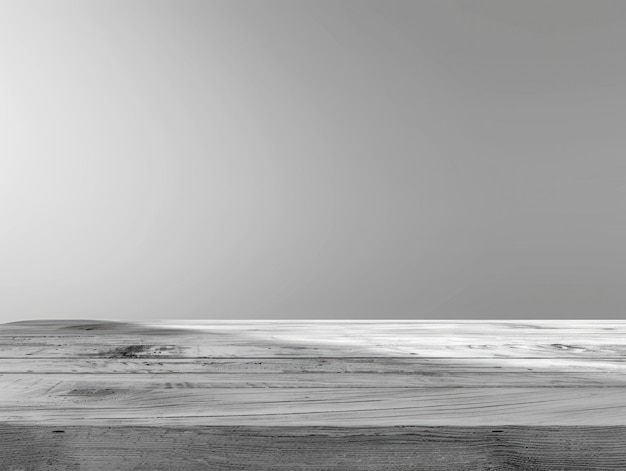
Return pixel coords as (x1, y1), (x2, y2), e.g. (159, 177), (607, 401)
(1, 0), (625, 322)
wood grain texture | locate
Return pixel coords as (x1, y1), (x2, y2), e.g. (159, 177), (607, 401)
(1, 320), (625, 469)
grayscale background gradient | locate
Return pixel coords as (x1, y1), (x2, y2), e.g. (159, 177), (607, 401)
(1, 0), (625, 322)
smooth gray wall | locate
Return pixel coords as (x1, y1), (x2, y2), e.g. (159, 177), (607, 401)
(1, 0), (625, 322)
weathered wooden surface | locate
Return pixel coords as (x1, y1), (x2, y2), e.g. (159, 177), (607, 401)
(1, 320), (626, 469)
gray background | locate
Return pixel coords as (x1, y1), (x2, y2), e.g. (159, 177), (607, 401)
(1, 0), (625, 322)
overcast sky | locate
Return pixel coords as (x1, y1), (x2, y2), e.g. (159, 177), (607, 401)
(1, 0), (626, 322)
